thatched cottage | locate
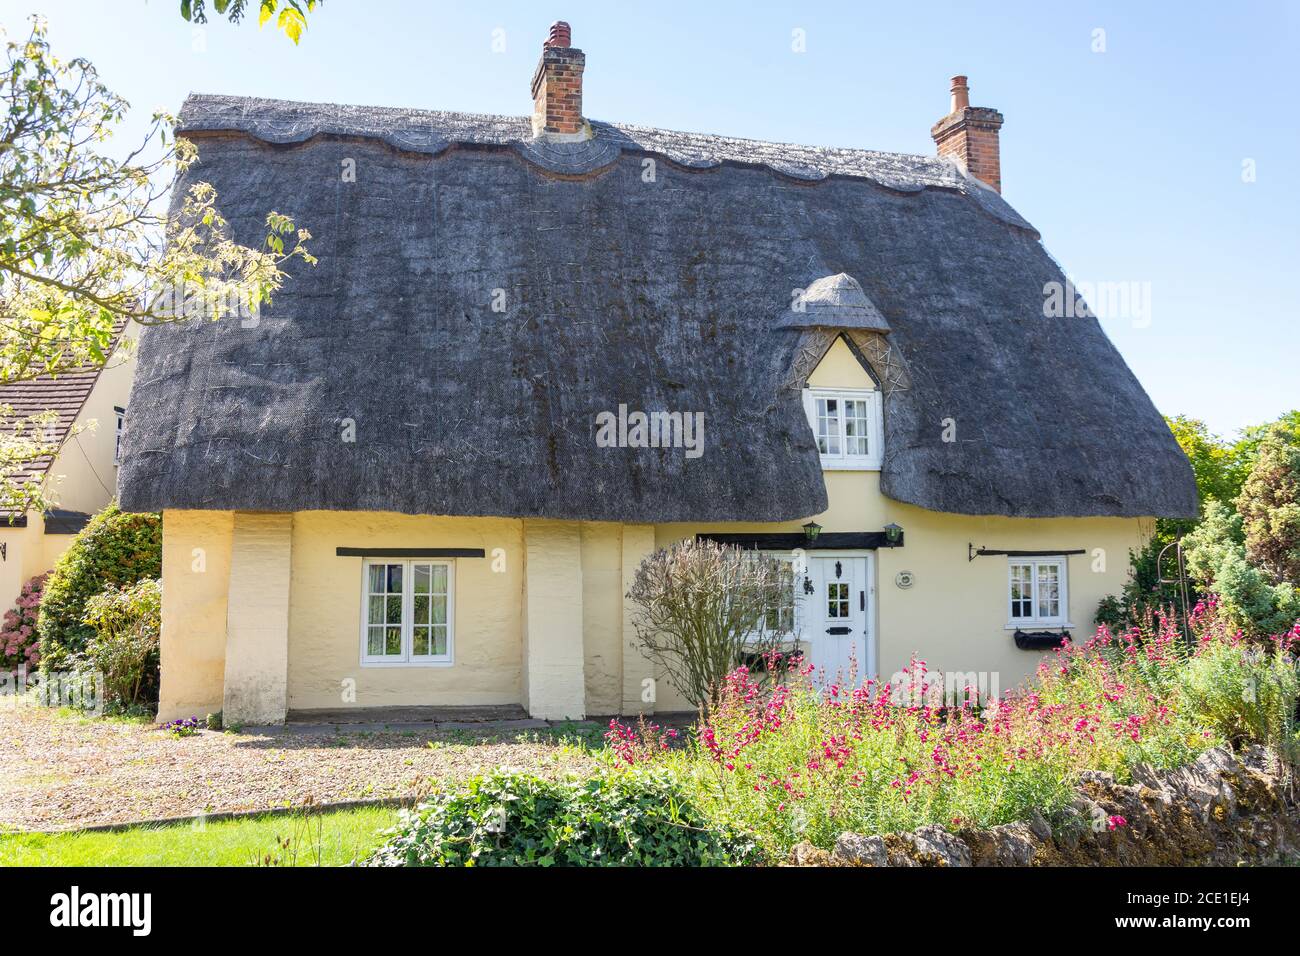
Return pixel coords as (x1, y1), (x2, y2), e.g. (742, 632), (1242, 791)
(119, 23), (1197, 725)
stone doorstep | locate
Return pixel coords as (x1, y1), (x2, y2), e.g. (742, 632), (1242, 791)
(239, 707), (701, 736)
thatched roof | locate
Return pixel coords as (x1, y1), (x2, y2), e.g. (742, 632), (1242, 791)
(777, 274), (891, 333)
(116, 94), (1197, 521)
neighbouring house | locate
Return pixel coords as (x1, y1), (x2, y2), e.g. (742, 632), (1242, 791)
(0, 327), (136, 606)
(119, 22), (1197, 725)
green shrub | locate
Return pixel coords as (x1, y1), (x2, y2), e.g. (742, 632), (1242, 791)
(1236, 422), (1300, 586)
(1179, 629), (1299, 763)
(369, 769), (756, 867)
(79, 578), (161, 710)
(37, 505), (161, 675)
(1184, 501), (1300, 636)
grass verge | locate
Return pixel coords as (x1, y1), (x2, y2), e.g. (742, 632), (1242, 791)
(0, 805), (400, 866)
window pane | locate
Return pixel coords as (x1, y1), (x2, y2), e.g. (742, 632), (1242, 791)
(1037, 564), (1060, 618)
(386, 564), (403, 593)
(385, 626), (402, 655)
(414, 594), (430, 624)
(432, 626), (447, 656)
(413, 626), (430, 657)
(828, 582), (848, 618)
(844, 400), (870, 456)
(367, 626), (384, 656)
(368, 564), (385, 593)
(386, 595), (403, 625)
(413, 564), (431, 595)
(367, 596), (384, 626)
(432, 595), (447, 625)
(430, 565), (448, 594)
(816, 399), (841, 455)
(1010, 564), (1033, 619)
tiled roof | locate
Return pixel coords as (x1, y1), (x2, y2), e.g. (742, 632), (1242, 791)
(0, 330), (126, 486)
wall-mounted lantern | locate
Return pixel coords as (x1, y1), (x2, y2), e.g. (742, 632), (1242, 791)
(884, 522), (903, 546)
(802, 521), (822, 545)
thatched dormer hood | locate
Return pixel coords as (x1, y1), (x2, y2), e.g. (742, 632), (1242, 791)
(116, 94), (1197, 522)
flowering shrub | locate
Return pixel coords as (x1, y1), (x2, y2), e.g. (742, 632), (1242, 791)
(368, 769), (757, 867)
(606, 607), (1297, 860)
(163, 716), (201, 738)
(604, 715), (678, 766)
(0, 573), (47, 669)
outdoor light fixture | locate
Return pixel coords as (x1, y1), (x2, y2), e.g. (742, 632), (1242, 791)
(884, 522), (903, 546)
(802, 521), (822, 544)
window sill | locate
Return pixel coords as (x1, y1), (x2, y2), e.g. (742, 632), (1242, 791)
(819, 460), (882, 471)
(1005, 623), (1072, 631)
(360, 660), (455, 668)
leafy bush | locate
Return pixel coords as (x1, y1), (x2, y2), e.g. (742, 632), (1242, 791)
(1096, 412), (1299, 632)
(1236, 422), (1300, 586)
(1178, 614), (1299, 762)
(0, 572), (47, 669)
(1183, 501), (1300, 636)
(369, 769), (756, 867)
(78, 578), (161, 710)
(37, 505), (161, 674)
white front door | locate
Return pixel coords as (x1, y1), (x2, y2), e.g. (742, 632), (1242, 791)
(804, 554), (873, 683)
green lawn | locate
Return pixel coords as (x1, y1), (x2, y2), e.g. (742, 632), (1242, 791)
(0, 806), (401, 866)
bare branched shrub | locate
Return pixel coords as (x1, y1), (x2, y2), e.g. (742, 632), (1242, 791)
(627, 539), (796, 714)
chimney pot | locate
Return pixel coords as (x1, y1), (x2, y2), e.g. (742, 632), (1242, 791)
(546, 21), (572, 48)
(949, 75), (970, 113)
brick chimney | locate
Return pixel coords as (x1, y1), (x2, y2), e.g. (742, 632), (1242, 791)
(930, 75), (1004, 193)
(531, 21), (586, 138)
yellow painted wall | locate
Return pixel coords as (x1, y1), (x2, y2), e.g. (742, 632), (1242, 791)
(223, 513), (293, 724)
(580, 522), (624, 715)
(156, 509), (233, 723)
(45, 326), (137, 515)
(807, 337), (876, 390)
(286, 512), (524, 712)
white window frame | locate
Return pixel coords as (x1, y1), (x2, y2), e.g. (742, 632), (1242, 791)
(114, 407), (126, 465)
(802, 387), (884, 470)
(1005, 556), (1070, 628)
(359, 559), (455, 667)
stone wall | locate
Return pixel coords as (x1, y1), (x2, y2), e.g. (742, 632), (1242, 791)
(791, 746), (1299, 867)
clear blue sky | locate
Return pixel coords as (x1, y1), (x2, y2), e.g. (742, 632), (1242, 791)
(5, 0), (1296, 436)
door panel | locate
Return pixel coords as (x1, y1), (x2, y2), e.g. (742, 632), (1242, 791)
(806, 555), (872, 683)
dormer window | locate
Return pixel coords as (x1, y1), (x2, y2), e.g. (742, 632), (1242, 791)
(803, 387), (883, 470)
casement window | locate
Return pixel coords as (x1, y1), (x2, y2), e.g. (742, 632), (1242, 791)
(114, 406), (126, 465)
(746, 553), (798, 639)
(1007, 557), (1068, 628)
(361, 560), (454, 665)
(802, 388), (884, 469)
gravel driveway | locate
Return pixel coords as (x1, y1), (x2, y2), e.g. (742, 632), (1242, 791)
(0, 703), (604, 831)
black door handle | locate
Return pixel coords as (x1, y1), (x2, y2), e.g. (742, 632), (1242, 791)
(860, 590), (865, 611)
(826, 626), (851, 635)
